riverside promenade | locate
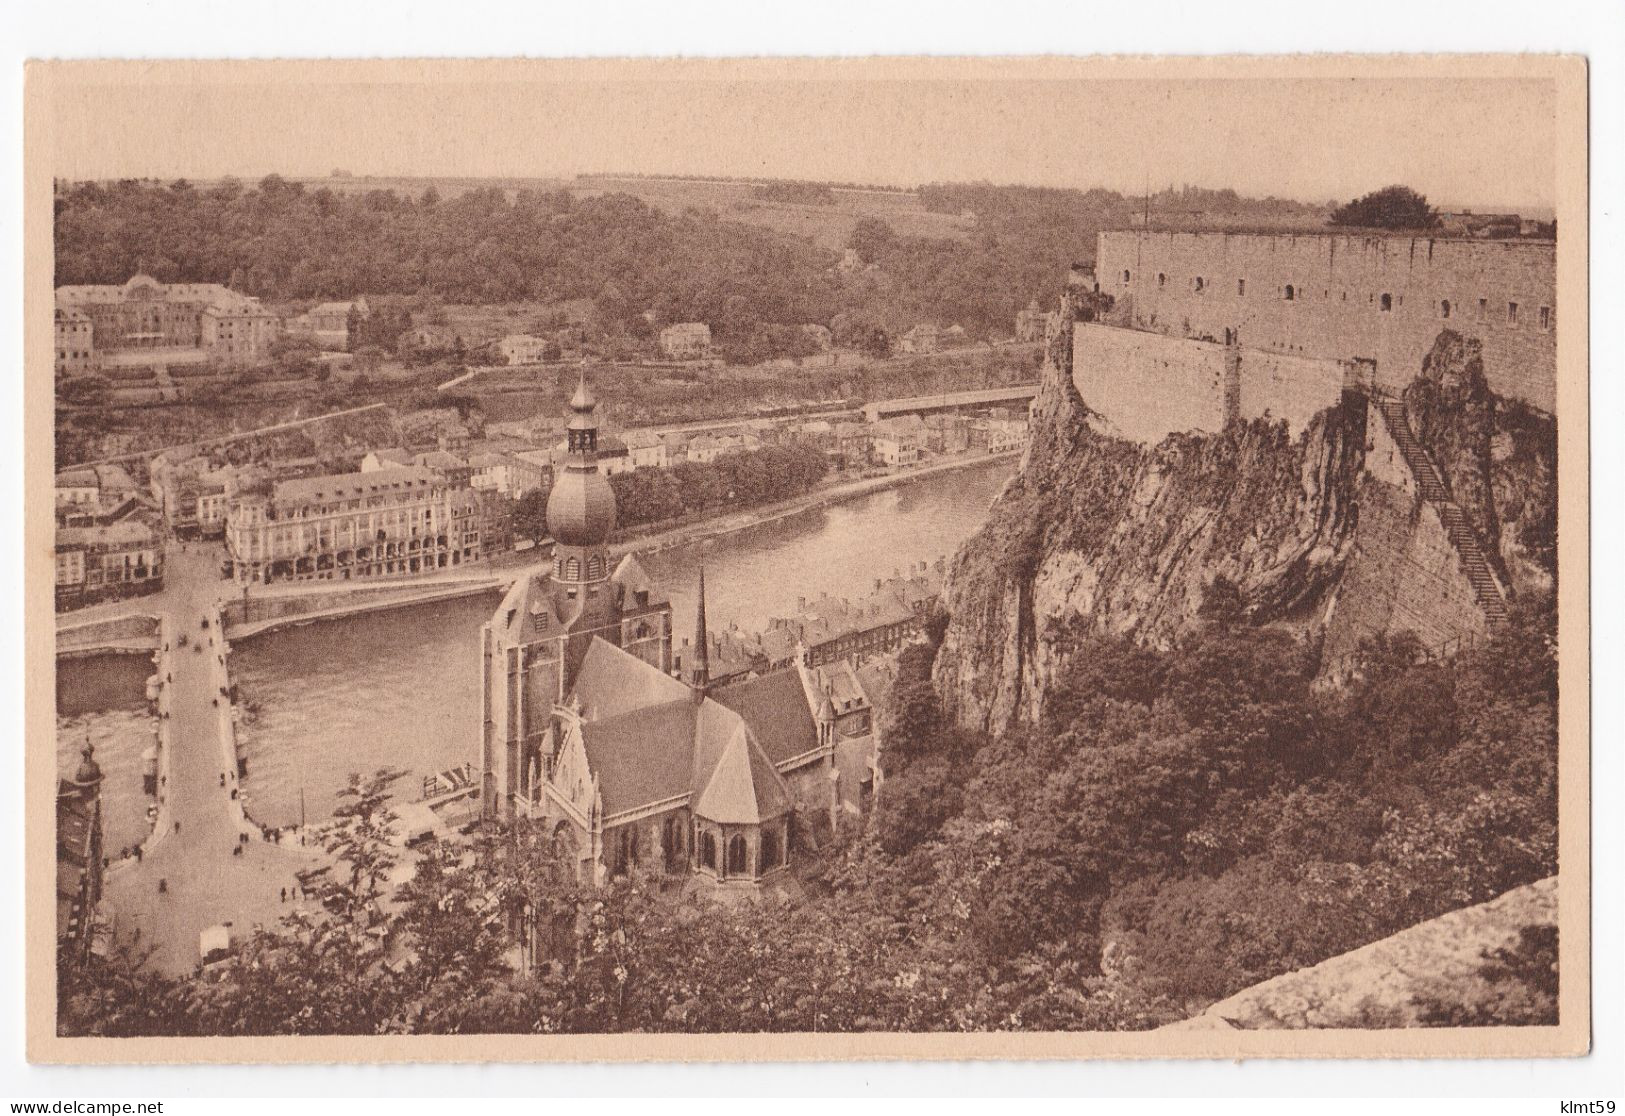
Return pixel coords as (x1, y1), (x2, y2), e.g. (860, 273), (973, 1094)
(100, 545), (322, 975)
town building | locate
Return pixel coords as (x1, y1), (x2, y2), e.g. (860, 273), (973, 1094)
(412, 449), (474, 489)
(54, 274), (282, 374)
(149, 455), (236, 538)
(55, 307), (96, 375)
(288, 297), (369, 351)
(869, 420), (922, 468)
(685, 430), (761, 465)
(980, 416), (1029, 454)
(55, 463), (145, 527)
(498, 334), (551, 366)
(360, 447), (414, 472)
(57, 744), (104, 976)
(830, 422), (872, 468)
(55, 520), (164, 608)
(479, 379), (880, 894)
(621, 429), (670, 471)
(224, 464), (482, 584)
(469, 451), (550, 498)
(658, 322), (713, 361)
(766, 563), (943, 670)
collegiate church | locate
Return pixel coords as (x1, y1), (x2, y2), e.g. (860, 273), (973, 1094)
(479, 376), (881, 891)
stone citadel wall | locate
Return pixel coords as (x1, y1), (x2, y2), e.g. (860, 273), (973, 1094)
(1073, 324), (1350, 442)
(1095, 231), (1555, 412)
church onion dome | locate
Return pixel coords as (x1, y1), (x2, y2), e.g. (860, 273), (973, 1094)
(546, 466), (618, 546)
(72, 743), (102, 786)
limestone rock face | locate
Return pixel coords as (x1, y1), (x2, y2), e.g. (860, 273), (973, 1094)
(934, 338), (1365, 734)
(934, 310), (1557, 736)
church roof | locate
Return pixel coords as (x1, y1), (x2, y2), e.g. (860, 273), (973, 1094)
(691, 706), (794, 825)
(711, 670), (820, 768)
(573, 637), (690, 721)
(581, 698), (700, 816)
(566, 637), (794, 824)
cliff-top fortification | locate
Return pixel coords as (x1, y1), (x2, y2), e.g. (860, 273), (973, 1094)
(934, 228), (1557, 733)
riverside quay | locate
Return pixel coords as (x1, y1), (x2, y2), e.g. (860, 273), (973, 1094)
(223, 464), (485, 585)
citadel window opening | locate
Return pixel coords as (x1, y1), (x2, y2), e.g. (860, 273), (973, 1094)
(1157, 273), (1166, 288)
(1441, 299), (1452, 319)
(1284, 285), (1295, 301)
(1540, 306), (1552, 331)
(1237, 279), (1245, 296)
(1507, 302), (1519, 326)
(1380, 293), (1392, 312)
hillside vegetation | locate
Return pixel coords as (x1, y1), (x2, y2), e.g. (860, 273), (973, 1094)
(54, 176), (1327, 346)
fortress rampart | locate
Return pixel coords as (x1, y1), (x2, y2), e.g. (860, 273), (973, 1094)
(1094, 230), (1555, 413)
(1073, 323), (1352, 442)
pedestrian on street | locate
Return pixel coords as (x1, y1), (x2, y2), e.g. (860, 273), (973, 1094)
(280, 887), (286, 903)
(158, 878), (167, 894)
(174, 820), (181, 834)
(220, 773), (226, 787)
(232, 844), (242, 857)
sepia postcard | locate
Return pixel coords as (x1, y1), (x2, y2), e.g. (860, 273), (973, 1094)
(23, 54), (1589, 1064)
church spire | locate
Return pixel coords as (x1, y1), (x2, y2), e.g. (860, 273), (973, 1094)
(692, 562), (710, 693)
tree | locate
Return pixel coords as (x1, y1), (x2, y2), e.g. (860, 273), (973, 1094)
(847, 216), (897, 262)
(321, 768), (407, 912)
(1330, 185), (1439, 230)
(514, 488), (549, 542)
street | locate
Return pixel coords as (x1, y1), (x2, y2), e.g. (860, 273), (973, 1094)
(100, 541), (322, 974)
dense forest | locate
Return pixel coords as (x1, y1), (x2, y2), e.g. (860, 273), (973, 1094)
(60, 587), (1557, 1035)
(54, 176), (1329, 347)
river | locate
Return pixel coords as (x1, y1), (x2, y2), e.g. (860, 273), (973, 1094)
(56, 651), (160, 857)
(231, 456), (1015, 828)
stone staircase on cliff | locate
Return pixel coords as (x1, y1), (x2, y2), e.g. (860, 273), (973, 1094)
(1373, 396), (1509, 627)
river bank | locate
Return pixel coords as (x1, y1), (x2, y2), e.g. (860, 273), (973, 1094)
(202, 448), (1021, 639)
(612, 448), (1021, 558)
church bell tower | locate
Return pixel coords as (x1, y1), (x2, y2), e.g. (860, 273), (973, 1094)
(546, 372), (621, 676)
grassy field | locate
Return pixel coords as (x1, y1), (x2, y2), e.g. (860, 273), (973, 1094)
(569, 176), (971, 248)
(291, 173), (973, 250)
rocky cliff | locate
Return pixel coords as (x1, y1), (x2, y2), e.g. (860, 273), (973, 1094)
(935, 300), (1366, 733)
(934, 307), (1555, 735)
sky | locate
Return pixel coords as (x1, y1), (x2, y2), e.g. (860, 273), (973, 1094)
(40, 64), (1559, 210)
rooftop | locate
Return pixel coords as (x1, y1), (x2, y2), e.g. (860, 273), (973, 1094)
(272, 465), (441, 507)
